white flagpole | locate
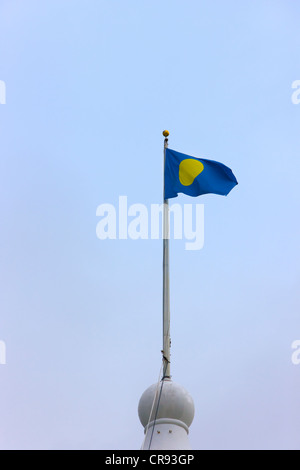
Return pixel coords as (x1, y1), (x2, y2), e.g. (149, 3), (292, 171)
(162, 130), (171, 379)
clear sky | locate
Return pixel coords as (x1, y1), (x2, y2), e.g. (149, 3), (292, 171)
(0, 0), (300, 450)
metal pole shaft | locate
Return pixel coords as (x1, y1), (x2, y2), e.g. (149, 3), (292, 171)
(163, 133), (170, 379)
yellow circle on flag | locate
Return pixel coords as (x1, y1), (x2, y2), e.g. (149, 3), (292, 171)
(179, 159), (204, 186)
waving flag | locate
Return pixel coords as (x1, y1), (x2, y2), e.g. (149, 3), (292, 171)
(164, 148), (238, 199)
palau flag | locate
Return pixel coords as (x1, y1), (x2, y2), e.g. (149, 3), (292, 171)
(164, 148), (238, 200)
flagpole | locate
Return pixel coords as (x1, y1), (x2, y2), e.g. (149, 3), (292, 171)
(162, 130), (171, 379)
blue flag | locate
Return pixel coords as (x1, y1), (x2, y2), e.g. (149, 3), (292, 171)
(164, 148), (238, 199)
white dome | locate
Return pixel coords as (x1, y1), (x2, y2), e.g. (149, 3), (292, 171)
(138, 379), (195, 429)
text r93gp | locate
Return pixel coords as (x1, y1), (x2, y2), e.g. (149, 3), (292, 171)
(149, 455), (194, 465)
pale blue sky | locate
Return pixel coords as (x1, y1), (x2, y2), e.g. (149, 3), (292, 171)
(0, 0), (300, 450)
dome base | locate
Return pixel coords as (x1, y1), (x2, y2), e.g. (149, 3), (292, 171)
(142, 418), (191, 450)
(138, 380), (195, 451)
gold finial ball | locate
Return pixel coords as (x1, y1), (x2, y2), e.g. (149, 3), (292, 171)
(162, 130), (170, 137)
